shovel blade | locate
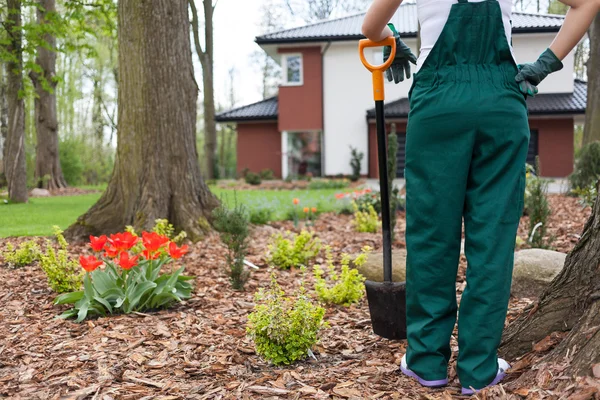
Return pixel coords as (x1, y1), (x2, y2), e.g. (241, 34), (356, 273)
(365, 280), (407, 340)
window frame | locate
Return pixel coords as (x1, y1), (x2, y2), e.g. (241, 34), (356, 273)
(281, 53), (304, 86)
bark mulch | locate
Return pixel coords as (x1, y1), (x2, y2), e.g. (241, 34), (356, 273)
(0, 195), (597, 399)
(215, 179), (364, 191)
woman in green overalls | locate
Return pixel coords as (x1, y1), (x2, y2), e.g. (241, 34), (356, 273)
(362, 0), (599, 394)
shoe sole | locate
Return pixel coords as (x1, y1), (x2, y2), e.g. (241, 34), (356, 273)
(400, 364), (449, 388)
(461, 370), (507, 395)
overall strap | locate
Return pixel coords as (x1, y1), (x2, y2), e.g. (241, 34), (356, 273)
(457, 0), (468, 3)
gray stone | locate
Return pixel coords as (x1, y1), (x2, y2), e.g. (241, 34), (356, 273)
(30, 188), (51, 197)
(355, 249), (406, 282)
(511, 249), (566, 299)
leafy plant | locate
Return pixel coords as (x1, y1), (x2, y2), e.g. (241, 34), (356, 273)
(526, 159), (552, 249)
(352, 202), (380, 233)
(569, 141), (600, 191)
(152, 219), (187, 244)
(572, 183), (598, 208)
(2, 240), (42, 268)
(313, 246), (370, 306)
(249, 207), (273, 225)
(260, 169), (275, 181)
(245, 172), (262, 186)
(40, 227), (84, 293)
(349, 147), (364, 182)
(246, 271), (326, 365)
(54, 231), (193, 322)
(286, 198), (301, 228)
(307, 179), (349, 190)
(267, 230), (321, 270)
(212, 200), (251, 290)
(302, 206), (319, 226)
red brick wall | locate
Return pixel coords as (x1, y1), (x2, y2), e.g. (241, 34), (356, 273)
(368, 122), (407, 178)
(530, 118), (574, 177)
(237, 122), (281, 178)
(278, 47), (323, 132)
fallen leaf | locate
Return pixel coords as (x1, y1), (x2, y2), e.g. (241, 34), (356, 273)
(593, 364), (600, 378)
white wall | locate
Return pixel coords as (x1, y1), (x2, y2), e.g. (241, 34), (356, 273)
(323, 33), (574, 176)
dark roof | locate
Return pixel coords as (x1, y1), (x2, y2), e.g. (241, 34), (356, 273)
(215, 97), (278, 122)
(367, 79), (587, 119)
(256, 3), (563, 44)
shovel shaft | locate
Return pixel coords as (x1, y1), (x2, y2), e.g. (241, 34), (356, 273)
(375, 100), (393, 283)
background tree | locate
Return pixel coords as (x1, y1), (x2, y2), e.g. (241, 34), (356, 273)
(65, 0), (218, 240)
(3, 0), (29, 202)
(583, 16), (599, 145)
(284, 0), (369, 22)
(189, 0), (218, 180)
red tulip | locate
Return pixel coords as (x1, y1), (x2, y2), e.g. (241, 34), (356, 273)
(335, 193), (346, 199)
(168, 242), (189, 259)
(303, 207), (309, 213)
(80, 255), (103, 272)
(142, 231), (170, 253)
(293, 198), (300, 205)
(103, 245), (119, 258)
(89, 235), (108, 252)
(311, 207), (317, 213)
(108, 232), (139, 251)
(117, 251), (139, 270)
(142, 249), (161, 260)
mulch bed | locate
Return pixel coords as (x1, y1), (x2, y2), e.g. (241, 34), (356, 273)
(0, 195), (597, 399)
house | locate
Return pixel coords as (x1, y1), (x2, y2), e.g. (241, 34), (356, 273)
(216, 3), (586, 179)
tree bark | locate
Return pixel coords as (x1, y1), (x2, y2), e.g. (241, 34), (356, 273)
(65, 0), (218, 241)
(30, 0), (67, 190)
(1, 67), (7, 177)
(582, 15), (600, 145)
(500, 181), (600, 376)
(4, 0), (28, 203)
(189, 0), (217, 180)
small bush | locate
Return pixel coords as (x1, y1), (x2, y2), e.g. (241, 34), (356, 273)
(570, 142), (600, 191)
(526, 159), (552, 249)
(3, 240), (41, 268)
(352, 203), (380, 233)
(246, 272), (326, 365)
(40, 227), (83, 293)
(260, 169), (275, 181)
(313, 246), (369, 306)
(572, 183), (598, 208)
(307, 179), (349, 190)
(267, 230), (321, 270)
(249, 207), (273, 225)
(245, 172), (262, 186)
(349, 147), (364, 182)
(213, 200), (251, 290)
(152, 219), (187, 244)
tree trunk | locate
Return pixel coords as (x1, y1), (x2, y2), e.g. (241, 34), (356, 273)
(4, 0), (28, 203)
(1, 67), (7, 177)
(500, 181), (600, 376)
(31, 0), (67, 190)
(583, 15), (600, 145)
(65, 0), (218, 241)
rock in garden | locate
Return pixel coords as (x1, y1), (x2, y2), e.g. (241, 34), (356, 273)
(511, 249), (566, 299)
(30, 188), (51, 197)
(355, 249), (406, 282)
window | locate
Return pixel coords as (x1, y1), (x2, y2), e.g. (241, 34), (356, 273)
(282, 54), (303, 86)
(284, 131), (322, 178)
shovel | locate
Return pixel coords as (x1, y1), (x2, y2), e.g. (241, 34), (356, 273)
(358, 37), (407, 340)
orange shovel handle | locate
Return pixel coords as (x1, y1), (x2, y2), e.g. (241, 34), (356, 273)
(358, 37), (396, 101)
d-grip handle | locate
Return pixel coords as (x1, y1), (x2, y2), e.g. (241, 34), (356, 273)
(358, 37), (397, 101)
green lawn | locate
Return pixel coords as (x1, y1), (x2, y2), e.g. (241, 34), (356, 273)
(0, 187), (351, 238)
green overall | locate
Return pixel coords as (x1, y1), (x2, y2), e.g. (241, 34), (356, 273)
(404, 0), (529, 390)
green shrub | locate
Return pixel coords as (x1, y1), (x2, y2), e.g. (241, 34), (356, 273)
(55, 232), (193, 322)
(213, 200), (251, 290)
(2, 240), (41, 268)
(152, 219), (187, 244)
(572, 183), (598, 208)
(246, 272), (326, 365)
(40, 227), (84, 293)
(249, 207), (273, 225)
(245, 172), (262, 186)
(337, 202), (354, 215)
(307, 179), (349, 190)
(570, 141), (600, 191)
(313, 246), (369, 306)
(526, 159), (552, 249)
(59, 138), (85, 186)
(267, 230), (321, 270)
(284, 175), (293, 183)
(349, 147), (364, 182)
(260, 169), (275, 181)
(352, 203), (380, 233)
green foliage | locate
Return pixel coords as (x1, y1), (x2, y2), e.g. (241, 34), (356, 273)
(307, 179), (349, 190)
(526, 159), (552, 249)
(245, 172), (262, 186)
(152, 219), (187, 244)
(313, 246), (369, 306)
(246, 272), (326, 365)
(40, 227), (83, 293)
(212, 199), (251, 290)
(569, 142), (600, 191)
(353, 189), (404, 215)
(349, 147), (364, 182)
(55, 257), (194, 322)
(260, 169), (275, 181)
(59, 135), (114, 186)
(267, 230), (321, 270)
(352, 203), (380, 233)
(2, 240), (42, 268)
(249, 207), (273, 225)
(59, 136), (85, 186)
(572, 183), (598, 209)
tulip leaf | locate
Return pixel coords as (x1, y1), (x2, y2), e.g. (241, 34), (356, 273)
(54, 291), (84, 305)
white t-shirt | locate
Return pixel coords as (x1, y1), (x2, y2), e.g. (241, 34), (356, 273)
(416, 0), (514, 72)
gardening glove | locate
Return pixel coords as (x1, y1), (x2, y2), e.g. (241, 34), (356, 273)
(515, 48), (563, 97)
(383, 23), (417, 84)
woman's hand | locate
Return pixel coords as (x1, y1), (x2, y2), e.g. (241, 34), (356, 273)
(384, 23), (418, 83)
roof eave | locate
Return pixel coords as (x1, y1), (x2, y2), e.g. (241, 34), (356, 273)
(215, 116), (278, 123)
(256, 33), (418, 45)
